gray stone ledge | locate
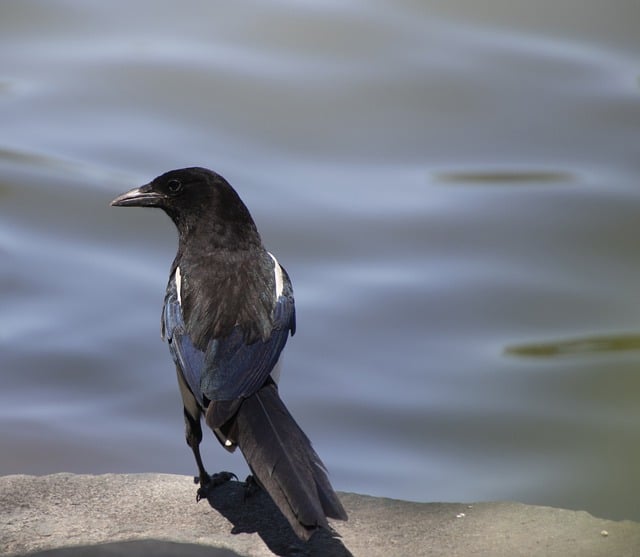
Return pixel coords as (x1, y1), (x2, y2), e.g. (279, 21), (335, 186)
(1, 473), (638, 557)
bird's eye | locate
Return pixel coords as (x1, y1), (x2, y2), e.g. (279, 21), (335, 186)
(167, 179), (183, 194)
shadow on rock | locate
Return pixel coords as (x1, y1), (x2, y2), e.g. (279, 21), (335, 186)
(205, 480), (353, 557)
(20, 540), (241, 557)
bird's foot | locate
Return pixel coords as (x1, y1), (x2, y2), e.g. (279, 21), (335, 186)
(195, 471), (237, 502)
(243, 474), (261, 500)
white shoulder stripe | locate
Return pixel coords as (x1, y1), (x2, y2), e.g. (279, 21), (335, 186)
(268, 252), (284, 298)
(175, 266), (182, 305)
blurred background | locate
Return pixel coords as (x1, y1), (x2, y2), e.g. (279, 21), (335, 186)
(1, 0), (640, 522)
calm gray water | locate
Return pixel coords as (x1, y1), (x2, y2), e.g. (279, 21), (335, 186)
(2, 0), (640, 523)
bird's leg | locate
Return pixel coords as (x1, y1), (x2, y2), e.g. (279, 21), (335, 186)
(183, 408), (236, 501)
(184, 408), (208, 485)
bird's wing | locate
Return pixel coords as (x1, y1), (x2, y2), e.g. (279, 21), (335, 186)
(162, 275), (207, 407)
(161, 267), (295, 410)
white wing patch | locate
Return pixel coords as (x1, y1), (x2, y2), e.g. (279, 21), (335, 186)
(268, 252), (284, 298)
(175, 266), (182, 306)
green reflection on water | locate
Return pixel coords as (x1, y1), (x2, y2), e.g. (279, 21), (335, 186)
(0, 147), (59, 166)
(435, 170), (574, 185)
(506, 333), (640, 357)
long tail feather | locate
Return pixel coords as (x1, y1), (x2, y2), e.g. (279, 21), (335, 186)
(230, 382), (347, 540)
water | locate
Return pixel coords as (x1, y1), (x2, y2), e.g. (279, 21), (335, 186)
(2, 0), (640, 523)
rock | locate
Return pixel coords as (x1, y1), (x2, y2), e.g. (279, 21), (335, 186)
(1, 473), (638, 556)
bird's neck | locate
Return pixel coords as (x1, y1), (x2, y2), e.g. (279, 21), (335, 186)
(174, 215), (263, 256)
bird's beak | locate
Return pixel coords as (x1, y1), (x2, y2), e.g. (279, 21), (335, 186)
(110, 183), (165, 207)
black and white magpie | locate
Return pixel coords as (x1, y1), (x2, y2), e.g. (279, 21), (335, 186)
(111, 167), (347, 540)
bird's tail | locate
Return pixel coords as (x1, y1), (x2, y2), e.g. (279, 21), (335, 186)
(213, 381), (347, 540)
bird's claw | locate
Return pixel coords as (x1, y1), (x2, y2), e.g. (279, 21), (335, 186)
(195, 471), (238, 502)
(243, 474), (261, 500)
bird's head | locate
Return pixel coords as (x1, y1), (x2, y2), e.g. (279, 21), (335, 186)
(111, 167), (260, 246)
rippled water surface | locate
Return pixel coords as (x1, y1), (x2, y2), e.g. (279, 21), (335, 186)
(2, 1), (640, 522)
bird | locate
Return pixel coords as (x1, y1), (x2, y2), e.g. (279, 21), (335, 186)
(111, 166), (347, 541)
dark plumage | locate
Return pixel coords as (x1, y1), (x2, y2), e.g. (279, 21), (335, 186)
(111, 167), (347, 540)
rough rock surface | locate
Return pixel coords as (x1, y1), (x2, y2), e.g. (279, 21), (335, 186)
(1, 474), (638, 557)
